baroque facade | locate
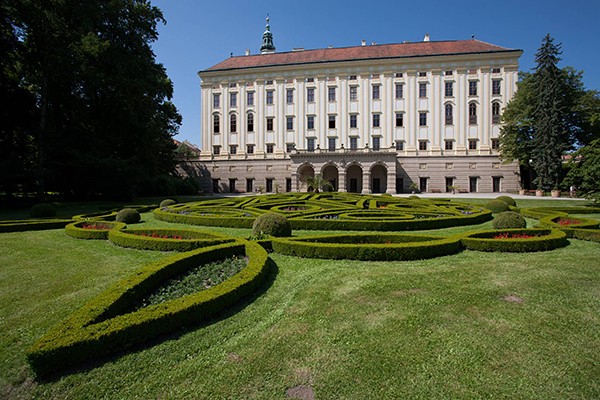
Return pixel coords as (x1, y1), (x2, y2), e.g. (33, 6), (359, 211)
(197, 20), (523, 194)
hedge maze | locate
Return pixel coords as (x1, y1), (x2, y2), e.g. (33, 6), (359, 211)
(5, 194), (599, 376)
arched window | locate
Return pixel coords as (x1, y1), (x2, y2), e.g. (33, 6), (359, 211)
(247, 113), (254, 132)
(230, 114), (237, 133)
(213, 114), (220, 133)
(445, 104), (453, 125)
(492, 102), (501, 124)
(468, 102), (477, 125)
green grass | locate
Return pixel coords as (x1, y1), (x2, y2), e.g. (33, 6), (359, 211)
(1, 199), (599, 399)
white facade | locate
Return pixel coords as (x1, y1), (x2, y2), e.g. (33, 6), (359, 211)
(198, 39), (522, 194)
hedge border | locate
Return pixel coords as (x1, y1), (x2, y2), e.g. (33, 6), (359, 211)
(271, 233), (462, 261)
(65, 221), (126, 240)
(460, 228), (568, 252)
(27, 240), (270, 377)
(0, 219), (72, 233)
(108, 228), (235, 251)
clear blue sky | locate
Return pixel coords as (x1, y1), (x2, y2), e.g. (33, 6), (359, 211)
(150, 0), (600, 147)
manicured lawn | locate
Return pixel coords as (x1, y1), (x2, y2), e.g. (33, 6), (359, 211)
(1, 198), (599, 399)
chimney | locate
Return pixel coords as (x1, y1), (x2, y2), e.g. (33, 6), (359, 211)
(245, 49), (250, 56)
(361, 39), (366, 46)
(423, 33), (430, 42)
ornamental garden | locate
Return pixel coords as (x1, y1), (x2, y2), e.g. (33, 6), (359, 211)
(1, 193), (599, 398)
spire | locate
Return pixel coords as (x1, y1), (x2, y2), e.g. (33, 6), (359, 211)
(260, 15), (276, 54)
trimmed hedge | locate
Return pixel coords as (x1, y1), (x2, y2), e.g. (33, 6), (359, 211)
(0, 219), (72, 233)
(496, 196), (517, 207)
(65, 221), (126, 240)
(30, 203), (57, 218)
(493, 211), (527, 229)
(460, 228), (568, 252)
(485, 200), (511, 213)
(108, 228), (235, 251)
(116, 208), (141, 224)
(252, 212), (291, 237)
(27, 241), (270, 377)
(271, 233), (462, 261)
(159, 199), (177, 208)
(153, 208), (255, 228)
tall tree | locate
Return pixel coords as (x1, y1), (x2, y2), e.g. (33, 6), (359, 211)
(12, 0), (180, 199)
(500, 34), (586, 190)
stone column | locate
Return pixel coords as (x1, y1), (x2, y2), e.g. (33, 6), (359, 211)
(338, 170), (347, 192)
(386, 172), (397, 194)
(291, 172), (299, 192)
(361, 170), (371, 194)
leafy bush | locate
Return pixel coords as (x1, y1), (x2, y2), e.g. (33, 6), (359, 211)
(30, 203), (56, 218)
(160, 199), (177, 208)
(493, 211), (526, 229)
(252, 212), (291, 237)
(485, 200), (511, 214)
(115, 208), (141, 224)
(496, 195), (517, 207)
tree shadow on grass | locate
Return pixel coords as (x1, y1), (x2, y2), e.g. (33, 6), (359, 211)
(36, 257), (279, 382)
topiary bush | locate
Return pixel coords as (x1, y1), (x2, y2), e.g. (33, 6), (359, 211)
(493, 211), (527, 229)
(115, 208), (141, 224)
(496, 195), (517, 207)
(30, 203), (57, 218)
(160, 199), (177, 208)
(252, 212), (291, 237)
(485, 199), (511, 214)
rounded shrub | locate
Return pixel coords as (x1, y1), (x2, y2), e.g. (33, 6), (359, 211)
(252, 212), (291, 237)
(408, 195), (420, 200)
(496, 195), (517, 207)
(493, 211), (526, 229)
(30, 203), (57, 218)
(160, 199), (177, 208)
(115, 208), (141, 224)
(485, 200), (511, 214)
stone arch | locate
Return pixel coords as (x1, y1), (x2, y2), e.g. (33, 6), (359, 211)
(297, 163), (315, 192)
(321, 163), (339, 192)
(370, 163), (388, 194)
(346, 163), (363, 193)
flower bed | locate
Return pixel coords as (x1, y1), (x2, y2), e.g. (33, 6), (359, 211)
(65, 221), (126, 240)
(460, 229), (568, 252)
(108, 228), (235, 252)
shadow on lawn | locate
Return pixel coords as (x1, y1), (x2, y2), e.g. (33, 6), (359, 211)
(36, 257), (280, 382)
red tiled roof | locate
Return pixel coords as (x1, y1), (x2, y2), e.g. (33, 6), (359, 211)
(202, 40), (520, 73)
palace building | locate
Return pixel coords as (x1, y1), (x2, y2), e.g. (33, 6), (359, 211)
(197, 18), (523, 194)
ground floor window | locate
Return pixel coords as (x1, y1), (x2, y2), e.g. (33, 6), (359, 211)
(446, 177), (454, 192)
(419, 177), (428, 193)
(246, 178), (253, 193)
(266, 178), (273, 193)
(286, 178), (292, 192)
(228, 178), (236, 193)
(469, 176), (478, 193)
(396, 177), (404, 193)
(492, 176), (501, 192)
(212, 179), (219, 193)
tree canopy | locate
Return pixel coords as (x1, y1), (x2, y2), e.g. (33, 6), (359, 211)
(499, 34), (596, 190)
(0, 0), (181, 199)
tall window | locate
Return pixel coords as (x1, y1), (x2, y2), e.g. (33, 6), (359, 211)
(372, 114), (380, 128)
(469, 103), (477, 124)
(266, 90), (274, 105)
(372, 85), (380, 100)
(229, 114), (237, 132)
(445, 82), (453, 97)
(419, 141), (427, 151)
(213, 145), (220, 155)
(229, 92), (237, 108)
(492, 102), (501, 123)
(266, 117), (274, 131)
(328, 115), (336, 129)
(469, 81), (478, 96)
(307, 115), (315, 130)
(445, 104), (453, 125)
(307, 87), (315, 102)
(395, 83), (404, 99)
(350, 137), (358, 150)
(213, 93), (220, 108)
(286, 143), (296, 153)
(491, 138), (500, 150)
(395, 113), (403, 127)
(419, 83), (427, 98)
(229, 145), (237, 155)
(307, 138), (315, 152)
(266, 144), (274, 153)
(445, 140), (453, 151)
(246, 144), (254, 154)
(247, 92), (254, 106)
(213, 114), (220, 133)
(349, 86), (358, 101)
(492, 80), (501, 95)
(468, 139), (478, 150)
(350, 114), (357, 128)
(396, 140), (404, 151)
(419, 112), (427, 126)
(247, 113), (254, 132)
(328, 87), (336, 102)
(286, 116), (294, 130)
(286, 89), (294, 104)
(328, 137), (336, 151)
(372, 137), (380, 151)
